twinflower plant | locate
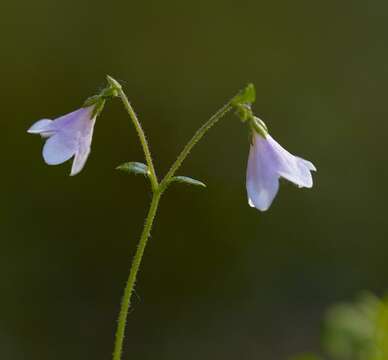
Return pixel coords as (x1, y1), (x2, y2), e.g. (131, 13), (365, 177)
(28, 76), (316, 360)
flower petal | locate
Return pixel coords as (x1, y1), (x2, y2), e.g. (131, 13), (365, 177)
(28, 106), (97, 174)
(70, 117), (96, 176)
(296, 157), (316, 171)
(266, 135), (315, 188)
(42, 134), (77, 165)
(70, 147), (91, 176)
(27, 119), (55, 138)
(246, 135), (280, 211)
(53, 106), (94, 131)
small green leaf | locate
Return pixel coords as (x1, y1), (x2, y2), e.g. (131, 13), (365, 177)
(171, 176), (206, 188)
(241, 83), (256, 103)
(83, 95), (100, 107)
(116, 162), (149, 176)
(232, 83), (256, 106)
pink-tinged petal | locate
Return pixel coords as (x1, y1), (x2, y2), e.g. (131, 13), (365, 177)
(266, 135), (315, 188)
(53, 106), (94, 131)
(70, 118), (96, 176)
(296, 157), (316, 171)
(246, 134), (280, 211)
(278, 158), (314, 188)
(27, 119), (55, 138)
(70, 147), (91, 176)
(42, 134), (77, 165)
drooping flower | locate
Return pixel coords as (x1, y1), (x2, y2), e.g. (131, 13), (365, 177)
(246, 128), (316, 211)
(28, 106), (97, 176)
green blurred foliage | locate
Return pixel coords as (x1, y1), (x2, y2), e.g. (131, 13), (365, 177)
(323, 293), (379, 359)
(375, 297), (388, 359)
(292, 293), (388, 360)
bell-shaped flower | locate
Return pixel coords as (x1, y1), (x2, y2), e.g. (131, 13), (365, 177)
(246, 129), (316, 211)
(28, 106), (97, 176)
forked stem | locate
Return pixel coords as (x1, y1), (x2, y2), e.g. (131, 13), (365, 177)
(110, 78), (240, 360)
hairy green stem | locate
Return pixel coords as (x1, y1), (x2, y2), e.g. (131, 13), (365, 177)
(112, 192), (161, 360)
(159, 101), (233, 192)
(110, 80), (239, 360)
(113, 81), (158, 190)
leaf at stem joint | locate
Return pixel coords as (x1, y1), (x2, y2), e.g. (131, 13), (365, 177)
(170, 176), (206, 188)
(116, 162), (150, 177)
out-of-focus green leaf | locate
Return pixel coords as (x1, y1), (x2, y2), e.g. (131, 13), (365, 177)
(170, 176), (206, 188)
(116, 162), (149, 176)
(375, 296), (388, 360)
(322, 292), (380, 360)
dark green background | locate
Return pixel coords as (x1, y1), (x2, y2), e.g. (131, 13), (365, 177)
(1, 0), (388, 359)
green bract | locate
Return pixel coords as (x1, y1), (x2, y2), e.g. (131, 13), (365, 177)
(170, 176), (206, 188)
(232, 83), (256, 123)
(116, 162), (149, 177)
(232, 83), (256, 105)
(251, 116), (268, 138)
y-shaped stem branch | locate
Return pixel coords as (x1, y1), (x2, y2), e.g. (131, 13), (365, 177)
(110, 77), (240, 360)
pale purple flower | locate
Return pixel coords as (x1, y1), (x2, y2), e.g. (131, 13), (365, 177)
(246, 132), (316, 211)
(28, 106), (96, 176)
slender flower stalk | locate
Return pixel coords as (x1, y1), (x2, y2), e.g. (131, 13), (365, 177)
(159, 101), (233, 192)
(109, 77), (240, 360)
(107, 76), (159, 191)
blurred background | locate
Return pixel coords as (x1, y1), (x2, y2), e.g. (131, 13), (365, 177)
(1, 0), (388, 359)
